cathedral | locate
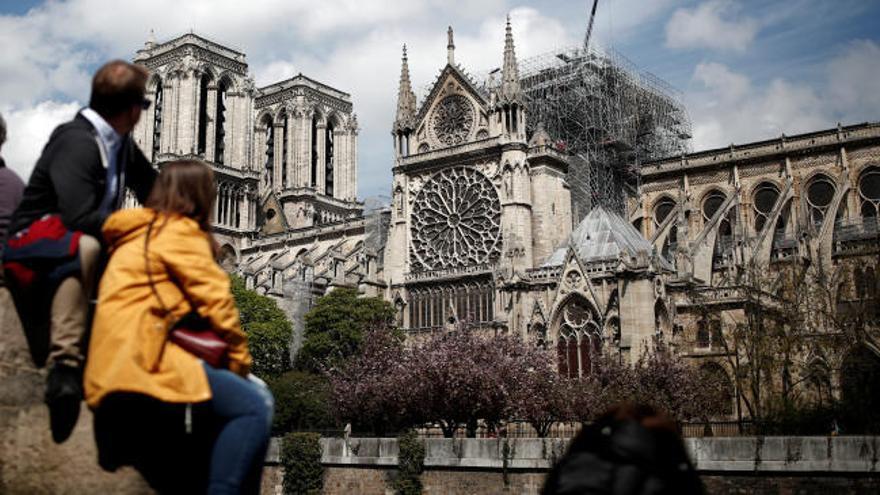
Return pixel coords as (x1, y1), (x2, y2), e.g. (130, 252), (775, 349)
(131, 20), (880, 419)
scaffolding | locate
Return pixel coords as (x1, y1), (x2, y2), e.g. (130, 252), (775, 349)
(485, 44), (692, 218)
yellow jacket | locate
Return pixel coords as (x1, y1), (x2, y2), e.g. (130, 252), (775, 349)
(84, 208), (251, 408)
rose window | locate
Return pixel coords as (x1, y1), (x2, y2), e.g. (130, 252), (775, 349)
(432, 95), (474, 146)
(410, 167), (501, 271)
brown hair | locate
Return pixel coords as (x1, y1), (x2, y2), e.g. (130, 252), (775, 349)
(89, 60), (149, 118)
(145, 160), (218, 254)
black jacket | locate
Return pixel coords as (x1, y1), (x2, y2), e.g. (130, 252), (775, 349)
(542, 420), (704, 495)
(10, 112), (156, 239)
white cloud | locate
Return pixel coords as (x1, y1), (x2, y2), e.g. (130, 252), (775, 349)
(688, 61), (827, 149)
(826, 40), (880, 123)
(666, 0), (759, 53)
(252, 6), (573, 196)
(1, 101), (81, 180)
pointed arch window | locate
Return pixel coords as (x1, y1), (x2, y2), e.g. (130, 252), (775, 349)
(556, 297), (601, 378)
(281, 112), (289, 188)
(653, 197), (676, 261)
(699, 362), (734, 416)
(805, 175), (836, 229)
(263, 115), (274, 189)
(311, 114), (318, 187)
(197, 73), (211, 155)
(859, 167), (880, 221)
(215, 78), (229, 164)
(702, 191), (734, 264)
(151, 78), (163, 161)
(325, 120), (334, 196)
(753, 183), (780, 233)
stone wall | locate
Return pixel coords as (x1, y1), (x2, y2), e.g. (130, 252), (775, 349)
(261, 436), (880, 495)
(0, 288), (153, 495)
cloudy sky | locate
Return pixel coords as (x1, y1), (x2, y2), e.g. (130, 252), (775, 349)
(1, 0), (878, 199)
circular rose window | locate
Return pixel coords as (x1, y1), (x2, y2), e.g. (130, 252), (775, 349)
(410, 167), (501, 271)
(432, 95), (474, 146)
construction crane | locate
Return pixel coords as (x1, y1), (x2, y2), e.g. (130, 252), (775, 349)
(583, 0), (600, 51)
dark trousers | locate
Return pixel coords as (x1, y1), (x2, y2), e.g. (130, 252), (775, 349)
(94, 366), (273, 495)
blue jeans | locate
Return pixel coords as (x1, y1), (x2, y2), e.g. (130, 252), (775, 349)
(203, 363), (274, 495)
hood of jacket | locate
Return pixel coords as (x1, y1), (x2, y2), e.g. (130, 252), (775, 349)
(103, 208), (194, 251)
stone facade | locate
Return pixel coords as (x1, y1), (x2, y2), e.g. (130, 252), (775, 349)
(130, 33), (383, 358)
(129, 25), (880, 412)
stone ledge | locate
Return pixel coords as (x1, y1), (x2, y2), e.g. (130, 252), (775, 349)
(266, 435), (880, 474)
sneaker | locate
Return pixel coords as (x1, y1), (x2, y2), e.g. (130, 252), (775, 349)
(45, 363), (83, 444)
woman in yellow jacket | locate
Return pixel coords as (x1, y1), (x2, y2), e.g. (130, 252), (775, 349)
(85, 160), (272, 495)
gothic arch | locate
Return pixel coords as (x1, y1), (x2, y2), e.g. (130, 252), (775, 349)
(256, 110), (274, 129)
(550, 292), (603, 378)
(218, 243), (237, 272)
(215, 72), (237, 92)
(746, 177), (784, 199)
(148, 73), (163, 91)
(274, 106), (288, 125)
(698, 188), (733, 223)
(699, 361), (735, 417)
(654, 299), (672, 340)
(802, 172), (838, 228)
(857, 165), (880, 219)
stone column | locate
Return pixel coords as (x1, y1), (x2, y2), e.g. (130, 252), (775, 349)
(301, 111), (313, 188)
(348, 129), (358, 199)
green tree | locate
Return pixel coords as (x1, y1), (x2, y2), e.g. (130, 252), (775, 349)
(268, 371), (333, 435)
(230, 275), (293, 378)
(298, 287), (396, 372)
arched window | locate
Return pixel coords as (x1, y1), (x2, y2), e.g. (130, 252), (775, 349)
(262, 115), (274, 189)
(859, 167), (880, 220)
(281, 111), (289, 188)
(653, 197), (676, 262)
(699, 362), (734, 416)
(325, 119), (334, 196)
(753, 183), (779, 233)
(214, 78), (230, 164)
(151, 77), (163, 161)
(197, 73), (211, 155)
(310, 113), (319, 187)
(702, 191), (734, 262)
(805, 175), (836, 228)
(556, 297), (601, 378)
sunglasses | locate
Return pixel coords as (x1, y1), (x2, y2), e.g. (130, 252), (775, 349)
(140, 98), (152, 110)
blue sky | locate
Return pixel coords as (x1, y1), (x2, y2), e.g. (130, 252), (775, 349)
(1, 0), (878, 200)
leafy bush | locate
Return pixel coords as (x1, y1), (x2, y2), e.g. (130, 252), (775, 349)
(281, 432), (323, 495)
(390, 430), (425, 495)
(269, 371), (333, 436)
(298, 287), (396, 372)
(230, 275), (293, 378)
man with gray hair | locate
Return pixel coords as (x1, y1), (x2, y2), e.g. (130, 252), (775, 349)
(0, 112), (25, 273)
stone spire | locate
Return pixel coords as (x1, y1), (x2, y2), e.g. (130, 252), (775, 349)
(499, 15), (522, 103)
(395, 44), (417, 132)
(447, 26), (455, 65)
